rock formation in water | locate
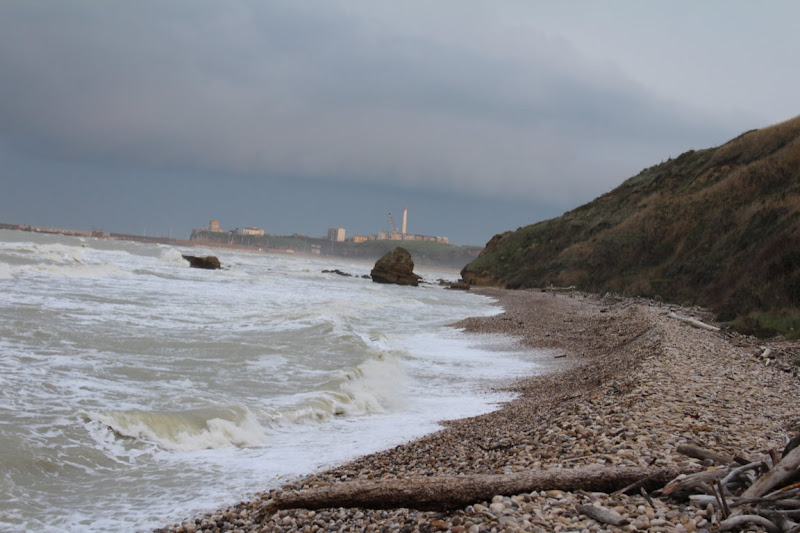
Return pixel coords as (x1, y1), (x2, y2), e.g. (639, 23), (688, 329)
(322, 269), (353, 277)
(370, 247), (421, 286)
(182, 255), (222, 270)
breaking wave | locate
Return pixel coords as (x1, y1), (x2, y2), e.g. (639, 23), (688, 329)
(88, 405), (268, 452)
(275, 353), (407, 424)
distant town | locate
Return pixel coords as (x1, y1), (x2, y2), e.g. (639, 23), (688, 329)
(192, 206), (449, 254)
(0, 206), (479, 268)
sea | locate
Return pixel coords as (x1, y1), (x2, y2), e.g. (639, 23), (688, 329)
(0, 229), (543, 532)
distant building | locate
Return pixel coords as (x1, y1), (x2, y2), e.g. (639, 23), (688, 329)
(377, 206), (448, 244)
(209, 219), (221, 232)
(352, 235), (369, 243)
(328, 227), (346, 242)
(242, 227), (265, 236)
(377, 230), (448, 244)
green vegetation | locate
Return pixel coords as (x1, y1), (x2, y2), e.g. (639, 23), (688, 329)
(462, 115), (800, 338)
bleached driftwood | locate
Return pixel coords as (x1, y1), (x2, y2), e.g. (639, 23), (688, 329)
(676, 444), (738, 464)
(742, 446), (800, 499)
(672, 439), (800, 533)
(545, 284), (576, 292)
(663, 468), (729, 496)
(257, 466), (690, 516)
(668, 312), (720, 332)
(719, 514), (781, 533)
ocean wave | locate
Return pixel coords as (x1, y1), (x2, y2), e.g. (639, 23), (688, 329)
(22, 262), (127, 278)
(131, 268), (186, 280)
(88, 405), (268, 452)
(30, 243), (87, 264)
(274, 353), (408, 424)
(0, 241), (86, 265)
(159, 248), (187, 266)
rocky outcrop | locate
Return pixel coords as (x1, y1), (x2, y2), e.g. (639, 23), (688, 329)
(182, 255), (222, 270)
(322, 269), (353, 277)
(370, 247), (421, 286)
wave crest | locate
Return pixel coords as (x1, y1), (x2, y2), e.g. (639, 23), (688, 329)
(277, 353), (407, 424)
(88, 405), (268, 451)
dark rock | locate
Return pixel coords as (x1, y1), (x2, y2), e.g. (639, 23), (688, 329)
(322, 269), (352, 277)
(182, 255), (222, 269)
(370, 247), (421, 286)
(437, 278), (470, 289)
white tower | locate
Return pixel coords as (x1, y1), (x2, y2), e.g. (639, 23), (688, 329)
(401, 206), (408, 235)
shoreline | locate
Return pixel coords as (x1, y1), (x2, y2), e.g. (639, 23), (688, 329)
(158, 288), (800, 532)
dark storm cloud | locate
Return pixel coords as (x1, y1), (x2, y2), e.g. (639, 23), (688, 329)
(0, 1), (752, 208)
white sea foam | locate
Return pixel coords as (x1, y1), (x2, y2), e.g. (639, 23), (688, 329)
(0, 230), (543, 533)
(89, 405), (269, 451)
(160, 248), (188, 265)
(275, 353), (408, 424)
(31, 242), (87, 263)
(24, 262), (127, 278)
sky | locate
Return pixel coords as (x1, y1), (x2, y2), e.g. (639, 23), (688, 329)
(1, 2), (798, 246)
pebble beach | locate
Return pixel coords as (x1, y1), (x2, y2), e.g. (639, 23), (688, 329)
(158, 288), (800, 533)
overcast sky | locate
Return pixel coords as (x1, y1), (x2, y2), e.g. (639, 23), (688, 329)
(1, 1), (798, 245)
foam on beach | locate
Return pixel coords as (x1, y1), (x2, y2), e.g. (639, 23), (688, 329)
(0, 230), (538, 533)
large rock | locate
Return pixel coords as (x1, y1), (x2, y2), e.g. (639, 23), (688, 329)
(370, 247), (421, 286)
(182, 255), (221, 269)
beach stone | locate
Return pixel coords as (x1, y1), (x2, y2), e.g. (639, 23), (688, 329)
(369, 247), (421, 286)
(156, 289), (800, 533)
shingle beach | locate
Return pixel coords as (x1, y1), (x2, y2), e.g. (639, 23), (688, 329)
(158, 288), (800, 533)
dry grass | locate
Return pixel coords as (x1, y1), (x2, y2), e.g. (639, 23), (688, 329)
(463, 114), (800, 336)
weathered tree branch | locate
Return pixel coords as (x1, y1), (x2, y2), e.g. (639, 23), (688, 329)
(663, 468), (729, 496)
(742, 446), (800, 499)
(668, 312), (720, 331)
(257, 466), (693, 517)
(676, 444), (738, 464)
(719, 514), (781, 533)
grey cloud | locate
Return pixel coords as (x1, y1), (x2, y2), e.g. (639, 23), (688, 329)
(0, 1), (744, 207)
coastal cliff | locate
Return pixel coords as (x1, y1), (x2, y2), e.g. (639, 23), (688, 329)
(462, 115), (800, 337)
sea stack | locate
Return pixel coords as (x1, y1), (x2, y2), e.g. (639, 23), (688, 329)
(370, 247), (421, 286)
(182, 255), (222, 270)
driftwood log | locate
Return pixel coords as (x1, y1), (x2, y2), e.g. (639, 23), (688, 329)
(258, 466), (691, 517)
(668, 312), (720, 331)
(742, 445), (800, 499)
(672, 439), (800, 532)
(675, 443), (741, 465)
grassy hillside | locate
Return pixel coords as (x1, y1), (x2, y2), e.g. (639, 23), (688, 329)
(462, 115), (800, 338)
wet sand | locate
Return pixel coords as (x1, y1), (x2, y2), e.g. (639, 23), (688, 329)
(158, 288), (800, 532)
